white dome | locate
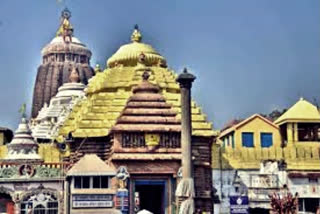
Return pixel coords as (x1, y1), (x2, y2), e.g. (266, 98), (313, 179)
(50, 36), (83, 46)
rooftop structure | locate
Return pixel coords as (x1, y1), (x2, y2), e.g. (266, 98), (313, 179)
(58, 26), (215, 138)
(32, 67), (86, 141)
(4, 117), (42, 162)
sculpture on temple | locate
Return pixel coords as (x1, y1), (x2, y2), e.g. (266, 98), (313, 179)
(56, 8), (73, 42)
(116, 166), (129, 189)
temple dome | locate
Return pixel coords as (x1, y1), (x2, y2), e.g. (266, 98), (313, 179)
(41, 36), (91, 58)
(107, 26), (166, 68)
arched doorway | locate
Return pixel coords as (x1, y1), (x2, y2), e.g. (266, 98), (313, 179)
(0, 193), (14, 214)
(20, 192), (58, 214)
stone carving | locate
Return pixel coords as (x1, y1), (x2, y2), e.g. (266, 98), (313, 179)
(35, 167), (60, 178)
(116, 166), (129, 189)
(19, 165), (35, 178)
(0, 167), (18, 178)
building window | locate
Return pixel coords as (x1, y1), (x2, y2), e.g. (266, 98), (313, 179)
(20, 193), (58, 214)
(232, 134), (235, 148)
(261, 133), (273, 148)
(93, 176), (109, 188)
(242, 132), (254, 147)
(74, 176), (90, 189)
(309, 178), (318, 183)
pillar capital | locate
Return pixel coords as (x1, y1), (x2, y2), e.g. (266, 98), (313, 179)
(176, 68), (196, 89)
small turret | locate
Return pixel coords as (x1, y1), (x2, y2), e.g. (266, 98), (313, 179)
(5, 113), (42, 162)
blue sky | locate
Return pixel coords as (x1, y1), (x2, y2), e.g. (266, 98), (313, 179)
(0, 0), (319, 130)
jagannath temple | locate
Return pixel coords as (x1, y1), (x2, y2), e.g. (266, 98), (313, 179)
(1, 7), (318, 214)
(0, 9), (216, 214)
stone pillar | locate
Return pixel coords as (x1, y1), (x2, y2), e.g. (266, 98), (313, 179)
(175, 68), (196, 214)
(177, 68), (195, 178)
(64, 179), (69, 214)
(287, 123), (293, 145)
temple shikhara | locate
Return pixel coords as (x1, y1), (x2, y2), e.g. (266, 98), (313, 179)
(31, 8), (94, 118)
(0, 7), (318, 214)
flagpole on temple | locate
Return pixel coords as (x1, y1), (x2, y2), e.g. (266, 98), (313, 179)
(175, 68), (196, 214)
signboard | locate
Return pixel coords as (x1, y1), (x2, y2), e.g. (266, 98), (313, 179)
(230, 196), (249, 214)
(250, 174), (278, 188)
(72, 194), (113, 208)
(290, 185), (320, 198)
(248, 188), (278, 202)
(115, 190), (129, 214)
(73, 201), (113, 208)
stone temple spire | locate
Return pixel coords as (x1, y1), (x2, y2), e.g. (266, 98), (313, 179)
(31, 8), (95, 118)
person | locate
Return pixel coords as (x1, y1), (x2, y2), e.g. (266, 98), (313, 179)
(137, 209), (153, 214)
(27, 205), (32, 214)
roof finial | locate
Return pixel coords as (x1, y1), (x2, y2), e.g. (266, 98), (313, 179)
(56, 8), (73, 42)
(18, 103), (27, 118)
(69, 67), (80, 83)
(142, 71), (150, 81)
(94, 64), (102, 73)
(131, 24), (142, 43)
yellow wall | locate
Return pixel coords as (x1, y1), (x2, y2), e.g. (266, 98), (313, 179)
(234, 117), (281, 149)
(0, 145), (7, 159)
(219, 117), (281, 150)
(38, 144), (61, 163)
(0, 133), (3, 146)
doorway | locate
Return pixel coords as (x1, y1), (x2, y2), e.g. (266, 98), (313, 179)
(0, 193), (14, 214)
(134, 180), (166, 214)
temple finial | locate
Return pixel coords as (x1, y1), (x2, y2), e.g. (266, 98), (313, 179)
(131, 24), (142, 43)
(18, 103), (27, 118)
(56, 8), (73, 42)
(94, 64), (102, 73)
(69, 67), (80, 83)
(183, 68), (188, 73)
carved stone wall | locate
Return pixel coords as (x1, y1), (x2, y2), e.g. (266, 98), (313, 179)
(192, 136), (214, 213)
(32, 62), (94, 118)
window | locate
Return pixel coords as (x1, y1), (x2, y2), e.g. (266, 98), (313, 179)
(74, 176), (90, 189)
(309, 178), (318, 183)
(93, 176), (109, 188)
(34, 204), (46, 214)
(20, 193), (58, 214)
(231, 134), (235, 148)
(242, 132), (254, 147)
(261, 133), (273, 148)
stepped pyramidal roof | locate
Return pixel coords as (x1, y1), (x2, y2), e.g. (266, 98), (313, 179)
(58, 26), (216, 138)
(112, 70), (181, 133)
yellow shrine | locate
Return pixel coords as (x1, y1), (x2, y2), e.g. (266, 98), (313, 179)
(213, 98), (320, 170)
